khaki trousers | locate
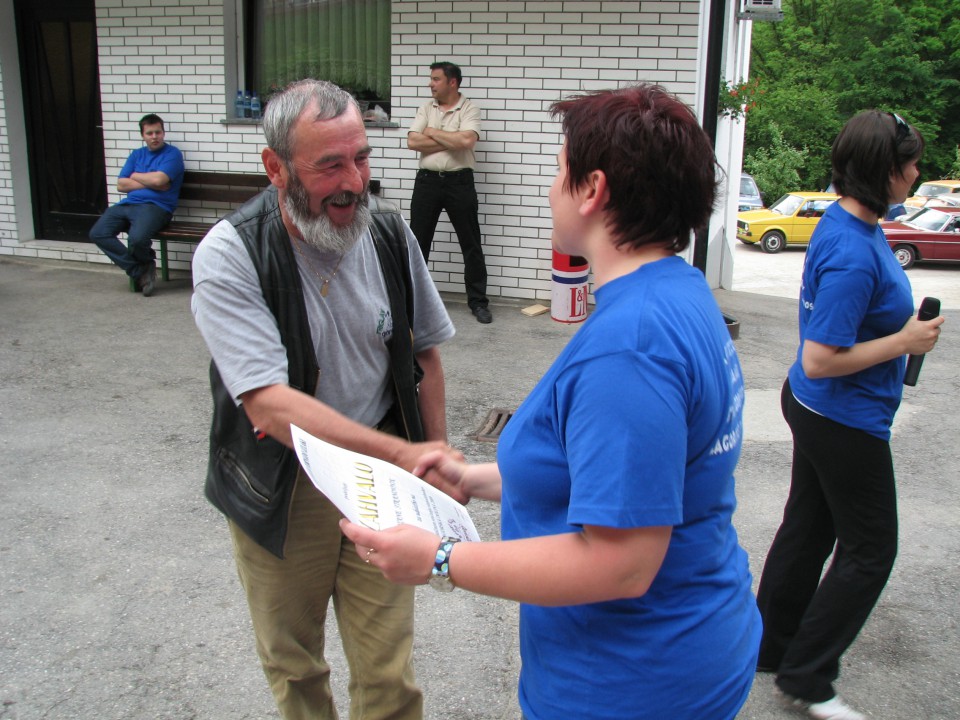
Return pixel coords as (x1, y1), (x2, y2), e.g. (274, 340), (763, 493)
(229, 470), (422, 720)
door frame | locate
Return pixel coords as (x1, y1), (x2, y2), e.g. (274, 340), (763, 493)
(0, 3), (35, 242)
(12, 0), (106, 241)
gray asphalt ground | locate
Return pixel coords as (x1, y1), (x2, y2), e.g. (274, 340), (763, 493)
(1, 251), (958, 719)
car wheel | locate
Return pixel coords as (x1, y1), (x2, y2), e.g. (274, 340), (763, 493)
(760, 231), (786, 254)
(892, 244), (916, 269)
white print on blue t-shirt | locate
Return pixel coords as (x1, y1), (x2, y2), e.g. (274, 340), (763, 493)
(711, 338), (745, 457)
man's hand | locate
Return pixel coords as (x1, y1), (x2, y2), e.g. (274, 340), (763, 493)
(394, 442), (467, 504)
(414, 452), (502, 503)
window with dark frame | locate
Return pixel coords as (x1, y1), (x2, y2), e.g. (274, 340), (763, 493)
(243, 0), (392, 120)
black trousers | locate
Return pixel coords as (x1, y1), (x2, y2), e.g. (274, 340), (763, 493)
(756, 379), (898, 702)
(409, 169), (488, 310)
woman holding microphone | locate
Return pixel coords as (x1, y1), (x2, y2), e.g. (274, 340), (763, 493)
(756, 110), (944, 720)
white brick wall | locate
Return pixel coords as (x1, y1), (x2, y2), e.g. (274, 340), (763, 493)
(382, 1), (704, 301)
(0, 0), (707, 299)
(0, 57), (12, 250)
(93, 0), (258, 270)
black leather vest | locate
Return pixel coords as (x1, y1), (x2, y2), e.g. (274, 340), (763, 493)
(204, 186), (423, 558)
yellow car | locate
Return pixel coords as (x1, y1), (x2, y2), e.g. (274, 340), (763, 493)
(736, 192), (839, 253)
(905, 179), (960, 208)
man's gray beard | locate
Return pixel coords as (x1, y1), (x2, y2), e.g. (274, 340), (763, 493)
(284, 172), (371, 253)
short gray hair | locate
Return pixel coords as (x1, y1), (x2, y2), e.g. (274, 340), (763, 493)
(262, 79), (359, 162)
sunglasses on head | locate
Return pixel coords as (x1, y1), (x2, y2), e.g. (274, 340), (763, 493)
(889, 112), (910, 144)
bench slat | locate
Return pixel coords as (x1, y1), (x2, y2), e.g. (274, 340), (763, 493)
(179, 186), (266, 203)
(178, 170), (271, 205)
(183, 171), (270, 188)
(156, 223), (213, 240)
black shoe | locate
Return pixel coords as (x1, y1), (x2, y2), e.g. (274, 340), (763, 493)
(140, 263), (157, 297)
(472, 306), (492, 324)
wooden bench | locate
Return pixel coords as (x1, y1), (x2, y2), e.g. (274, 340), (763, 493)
(130, 171), (270, 290)
(131, 171), (381, 290)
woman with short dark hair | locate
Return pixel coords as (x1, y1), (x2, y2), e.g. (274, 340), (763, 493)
(342, 84), (761, 719)
(756, 110), (944, 720)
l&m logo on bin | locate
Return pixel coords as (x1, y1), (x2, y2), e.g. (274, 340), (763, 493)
(551, 252), (590, 324)
(569, 285), (588, 317)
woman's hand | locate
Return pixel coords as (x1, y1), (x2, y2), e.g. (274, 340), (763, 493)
(900, 312), (944, 356)
(413, 449), (468, 489)
(397, 444), (468, 504)
(413, 452), (503, 502)
(340, 519), (440, 585)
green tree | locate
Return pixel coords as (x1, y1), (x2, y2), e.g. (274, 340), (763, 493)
(744, 125), (809, 204)
(949, 147), (960, 179)
(744, 0), (960, 193)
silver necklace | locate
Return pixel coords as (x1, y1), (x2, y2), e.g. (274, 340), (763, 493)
(292, 238), (345, 297)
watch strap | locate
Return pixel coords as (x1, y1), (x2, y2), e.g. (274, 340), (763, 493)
(430, 536), (459, 591)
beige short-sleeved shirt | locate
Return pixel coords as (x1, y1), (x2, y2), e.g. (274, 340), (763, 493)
(409, 95), (481, 172)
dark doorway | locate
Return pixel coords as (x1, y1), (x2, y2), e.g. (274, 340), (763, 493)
(15, 0), (106, 240)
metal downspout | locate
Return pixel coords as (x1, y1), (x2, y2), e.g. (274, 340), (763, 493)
(693, 0), (728, 274)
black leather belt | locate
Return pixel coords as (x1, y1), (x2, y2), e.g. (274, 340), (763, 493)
(417, 168), (473, 177)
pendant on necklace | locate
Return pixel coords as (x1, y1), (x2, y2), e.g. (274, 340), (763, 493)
(320, 280), (330, 297)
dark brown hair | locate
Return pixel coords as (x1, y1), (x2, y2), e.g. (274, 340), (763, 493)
(139, 113), (164, 133)
(831, 110), (924, 218)
(430, 62), (462, 86)
(549, 84), (719, 252)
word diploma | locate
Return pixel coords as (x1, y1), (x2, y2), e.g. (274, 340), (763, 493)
(291, 424), (480, 542)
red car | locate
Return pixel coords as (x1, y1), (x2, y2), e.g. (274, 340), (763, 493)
(882, 206), (960, 269)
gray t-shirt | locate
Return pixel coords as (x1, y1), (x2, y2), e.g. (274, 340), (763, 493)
(191, 215), (455, 428)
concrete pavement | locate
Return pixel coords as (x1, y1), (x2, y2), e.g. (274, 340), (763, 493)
(731, 240), (960, 310)
(1, 255), (957, 719)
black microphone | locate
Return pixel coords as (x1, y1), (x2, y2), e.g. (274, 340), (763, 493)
(903, 297), (940, 387)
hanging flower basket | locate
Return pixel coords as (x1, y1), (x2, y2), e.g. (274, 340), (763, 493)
(718, 78), (763, 121)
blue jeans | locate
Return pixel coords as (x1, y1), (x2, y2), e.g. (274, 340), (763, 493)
(89, 202), (172, 278)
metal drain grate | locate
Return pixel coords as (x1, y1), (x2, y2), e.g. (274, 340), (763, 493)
(474, 408), (514, 442)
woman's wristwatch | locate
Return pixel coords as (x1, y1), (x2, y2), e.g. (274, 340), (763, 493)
(429, 537), (460, 592)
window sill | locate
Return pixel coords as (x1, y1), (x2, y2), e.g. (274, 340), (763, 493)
(219, 118), (399, 129)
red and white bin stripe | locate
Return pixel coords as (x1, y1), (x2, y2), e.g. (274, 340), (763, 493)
(551, 251), (590, 324)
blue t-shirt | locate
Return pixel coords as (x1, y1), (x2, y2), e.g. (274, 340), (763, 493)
(788, 202), (914, 440)
(117, 143), (185, 214)
(497, 256), (761, 720)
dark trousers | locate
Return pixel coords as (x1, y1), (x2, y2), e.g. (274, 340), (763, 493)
(756, 379), (898, 702)
(89, 201), (171, 279)
(409, 169), (488, 310)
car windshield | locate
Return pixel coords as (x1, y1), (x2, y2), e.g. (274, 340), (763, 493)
(904, 208), (951, 232)
(916, 184), (949, 198)
(769, 194), (804, 216)
(740, 177), (760, 197)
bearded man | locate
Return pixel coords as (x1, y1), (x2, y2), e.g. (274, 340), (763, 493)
(191, 79), (461, 720)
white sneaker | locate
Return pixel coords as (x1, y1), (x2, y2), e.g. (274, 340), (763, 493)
(807, 696), (866, 720)
(778, 690), (867, 720)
